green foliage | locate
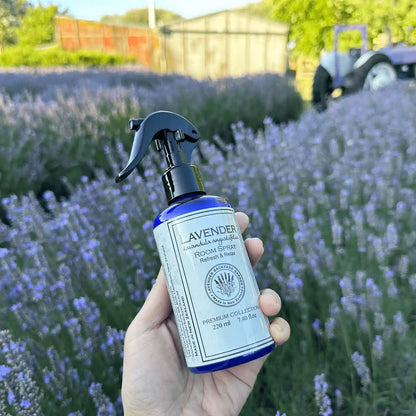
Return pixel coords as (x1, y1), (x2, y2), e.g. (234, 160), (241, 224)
(0, 0), (27, 49)
(349, 0), (416, 47)
(266, 0), (416, 57)
(100, 8), (183, 27)
(0, 46), (135, 67)
(15, 5), (58, 47)
(238, 0), (274, 18)
(266, 0), (354, 57)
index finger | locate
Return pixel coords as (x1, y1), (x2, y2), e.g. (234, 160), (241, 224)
(235, 211), (249, 233)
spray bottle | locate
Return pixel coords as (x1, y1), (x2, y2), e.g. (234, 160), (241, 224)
(116, 111), (274, 373)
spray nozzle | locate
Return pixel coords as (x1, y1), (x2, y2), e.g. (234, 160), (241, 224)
(128, 118), (144, 131)
(115, 111), (206, 204)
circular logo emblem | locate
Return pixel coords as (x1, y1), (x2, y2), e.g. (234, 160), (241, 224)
(205, 263), (245, 307)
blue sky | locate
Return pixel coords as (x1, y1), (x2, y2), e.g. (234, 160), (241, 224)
(51, 0), (259, 21)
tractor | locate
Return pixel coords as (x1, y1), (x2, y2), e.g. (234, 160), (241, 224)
(312, 24), (416, 111)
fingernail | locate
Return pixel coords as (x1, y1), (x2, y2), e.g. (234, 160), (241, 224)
(275, 323), (284, 333)
(271, 323), (284, 339)
(266, 292), (279, 304)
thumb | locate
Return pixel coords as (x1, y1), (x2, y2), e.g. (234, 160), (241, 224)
(131, 268), (172, 331)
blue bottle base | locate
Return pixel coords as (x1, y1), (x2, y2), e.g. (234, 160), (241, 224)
(189, 343), (275, 374)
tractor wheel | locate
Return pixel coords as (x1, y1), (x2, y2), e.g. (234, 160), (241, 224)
(355, 54), (397, 90)
(312, 65), (333, 112)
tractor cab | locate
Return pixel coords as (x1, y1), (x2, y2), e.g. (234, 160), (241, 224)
(348, 47), (362, 63)
(312, 24), (416, 111)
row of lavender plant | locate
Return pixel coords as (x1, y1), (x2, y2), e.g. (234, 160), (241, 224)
(0, 67), (184, 99)
(0, 69), (302, 213)
(1, 81), (416, 415)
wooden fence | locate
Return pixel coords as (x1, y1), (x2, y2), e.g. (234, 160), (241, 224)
(55, 16), (159, 67)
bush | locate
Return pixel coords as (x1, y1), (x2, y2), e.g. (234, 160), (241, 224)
(15, 5), (58, 47)
(0, 87), (141, 206)
(0, 82), (416, 415)
(141, 73), (304, 144)
(0, 46), (135, 67)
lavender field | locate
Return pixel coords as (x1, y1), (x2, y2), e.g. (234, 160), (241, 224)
(1, 72), (416, 415)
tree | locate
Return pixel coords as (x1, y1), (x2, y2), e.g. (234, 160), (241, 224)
(101, 8), (182, 27)
(266, 0), (416, 57)
(349, 0), (416, 46)
(15, 5), (58, 47)
(266, 0), (356, 57)
(238, 1), (274, 17)
(0, 0), (27, 50)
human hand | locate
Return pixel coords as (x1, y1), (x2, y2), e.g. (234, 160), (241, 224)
(121, 212), (290, 416)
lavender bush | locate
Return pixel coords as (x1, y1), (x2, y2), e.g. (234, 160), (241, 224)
(0, 67), (185, 99)
(1, 80), (416, 415)
(139, 73), (304, 144)
(0, 68), (302, 211)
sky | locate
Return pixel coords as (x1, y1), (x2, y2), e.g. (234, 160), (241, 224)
(51, 0), (260, 21)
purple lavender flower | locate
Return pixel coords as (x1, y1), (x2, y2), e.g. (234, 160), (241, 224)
(314, 374), (333, 416)
(20, 400), (31, 408)
(73, 297), (87, 310)
(397, 255), (409, 279)
(365, 278), (382, 311)
(351, 351), (371, 390)
(7, 390), (15, 405)
(88, 382), (116, 416)
(393, 311), (409, 339)
(118, 213), (128, 222)
(335, 389), (342, 409)
(0, 364), (12, 381)
(340, 276), (357, 317)
(374, 312), (386, 331)
(324, 317), (336, 339)
(372, 335), (384, 359)
(409, 274), (416, 291)
(313, 318), (322, 336)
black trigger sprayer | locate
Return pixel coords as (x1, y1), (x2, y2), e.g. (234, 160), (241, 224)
(116, 110), (274, 374)
(115, 111), (205, 204)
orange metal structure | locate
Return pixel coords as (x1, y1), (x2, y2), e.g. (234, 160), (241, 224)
(55, 16), (159, 67)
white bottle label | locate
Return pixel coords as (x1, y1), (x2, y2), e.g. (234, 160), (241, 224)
(153, 207), (274, 368)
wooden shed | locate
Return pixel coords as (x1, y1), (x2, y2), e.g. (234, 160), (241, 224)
(159, 10), (289, 79)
